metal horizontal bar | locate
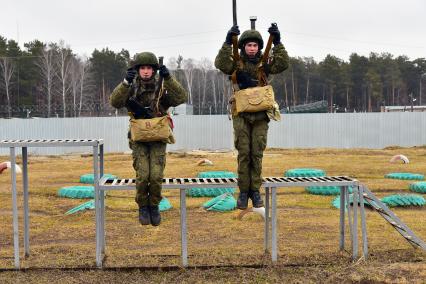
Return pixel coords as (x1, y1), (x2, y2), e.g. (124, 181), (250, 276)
(99, 176), (358, 191)
(0, 139), (103, 147)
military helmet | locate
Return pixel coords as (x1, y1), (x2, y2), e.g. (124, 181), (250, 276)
(131, 52), (159, 69)
(238, 30), (264, 50)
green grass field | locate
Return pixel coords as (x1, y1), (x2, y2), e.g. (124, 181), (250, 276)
(0, 147), (425, 283)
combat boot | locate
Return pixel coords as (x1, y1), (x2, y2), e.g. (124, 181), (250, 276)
(237, 192), (249, 210)
(138, 206), (151, 225)
(150, 206), (161, 226)
(250, 191), (264, 208)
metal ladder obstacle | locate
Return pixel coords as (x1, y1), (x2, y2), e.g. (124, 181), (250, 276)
(361, 185), (426, 250)
(0, 139), (104, 269)
(96, 176), (360, 268)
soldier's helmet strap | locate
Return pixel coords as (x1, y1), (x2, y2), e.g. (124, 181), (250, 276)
(256, 61), (268, 87)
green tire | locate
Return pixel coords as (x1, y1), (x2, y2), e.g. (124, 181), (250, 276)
(332, 194), (371, 209)
(79, 173), (117, 184)
(187, 171), (237, 197)
(203, 193), (236, 212)
(306, 186), (353, 196)
(58, 186), (94, 199)
(409, 182), (426, 194)
(381, 194), (426, 207)
(385, 173), (424, 181)
(284, 168), (326, 177)
(159, 197), (172, 212)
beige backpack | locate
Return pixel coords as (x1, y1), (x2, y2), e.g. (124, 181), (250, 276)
(129, 80), (175, 144)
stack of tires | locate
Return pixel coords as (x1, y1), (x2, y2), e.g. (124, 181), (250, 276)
(285, 168), (350, 195)
(187, 171), (237, 197)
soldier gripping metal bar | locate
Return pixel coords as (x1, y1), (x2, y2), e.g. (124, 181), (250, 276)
(110, 52), (187, 226)
(215, 19), (289, 210)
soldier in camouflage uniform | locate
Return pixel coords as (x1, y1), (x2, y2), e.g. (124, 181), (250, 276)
(110, 52), (187, 226)
(215, 24), (289, 209)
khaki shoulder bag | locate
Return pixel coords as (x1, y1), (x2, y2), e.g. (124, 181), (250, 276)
(129, 80), (175, 144)
(231, 58), (275, 114)
(234, 84), (275, 113)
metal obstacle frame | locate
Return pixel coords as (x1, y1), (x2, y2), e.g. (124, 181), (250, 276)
(0, 139), (104, 269)
(96, 176), (364, 268)
(4, 140), (423, 269)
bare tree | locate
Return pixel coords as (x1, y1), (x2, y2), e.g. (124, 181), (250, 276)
(0, 57), (15, 118)
(210, 70), (217, 112)
(167, 57), (177, 70)
(67, 55), (95, 117)
(220, 72), (232, 114)
(291, 69), (296, 106)
(176, 55), (183, 69)
(182, 58), (195, 104)
(303, 57), (315, 103)
(70, 57), (80, 117)
(198, 58), (213, 109)
(78, 59), (93, 116)
(284, 76), (289, 107)
(69, 56), (93, 117)
(56, 40), (73, 117)
(36, 44), (56, 117)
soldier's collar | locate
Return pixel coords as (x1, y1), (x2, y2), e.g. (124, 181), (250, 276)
(137, 76), (155, 85)
(240, 51), (262, 64)
(135, 76), (156, 92)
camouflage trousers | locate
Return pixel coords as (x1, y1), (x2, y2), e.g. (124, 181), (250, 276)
(130, 140), (167, 207)
(233, 113), (269, 193)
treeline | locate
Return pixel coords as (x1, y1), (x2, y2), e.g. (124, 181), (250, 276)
(278, 54), (426, 112)
(1, 35), (425, 117)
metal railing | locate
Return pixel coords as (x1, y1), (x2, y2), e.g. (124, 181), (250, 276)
(97, 176), (361, 268)
(0, 139), (104, 269)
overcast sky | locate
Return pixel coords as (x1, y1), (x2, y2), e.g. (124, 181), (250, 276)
(1, 0), (425, 63)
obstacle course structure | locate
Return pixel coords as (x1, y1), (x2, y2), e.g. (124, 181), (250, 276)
(361, 187), (426, 250)
(0, 139), (104, 269)
(97, 176), (360, 268)
(2, 139), (425, 270)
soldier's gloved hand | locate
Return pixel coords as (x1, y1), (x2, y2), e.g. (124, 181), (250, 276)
(225, 25), (240, 45)
(124, 68), (137, 86)
(159, 65), (170, 79)
(237, 71), (258, 89)
(268, 24), (281, 45)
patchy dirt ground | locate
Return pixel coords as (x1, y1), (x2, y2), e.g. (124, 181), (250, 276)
(0, 147), (425, 283)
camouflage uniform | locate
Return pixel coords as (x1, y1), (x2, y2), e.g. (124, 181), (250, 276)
(214, 31), (289, 195)
(110, 55), (187, 207)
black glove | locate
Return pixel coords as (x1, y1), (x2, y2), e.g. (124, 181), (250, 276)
(236, 71), (258, 89)
(159, 65), (170, 79)
(268, 24), (281, 45)
(225, 25), (240, 45)
(124, 68), (137, 85)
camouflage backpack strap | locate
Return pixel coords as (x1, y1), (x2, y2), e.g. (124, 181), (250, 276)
(128, 111), (135, 119)
(153, 57), (166, 116)
(228, 59), (244, 119)
(231, 59), (245, 91)
(256, 61), (268, 87)
(231, 71), (239, 91)
(126, 81), (139, 118)
(256, 25), (275, 87)
(154, 79), (165, 115)
(132, 81), (139, 97)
